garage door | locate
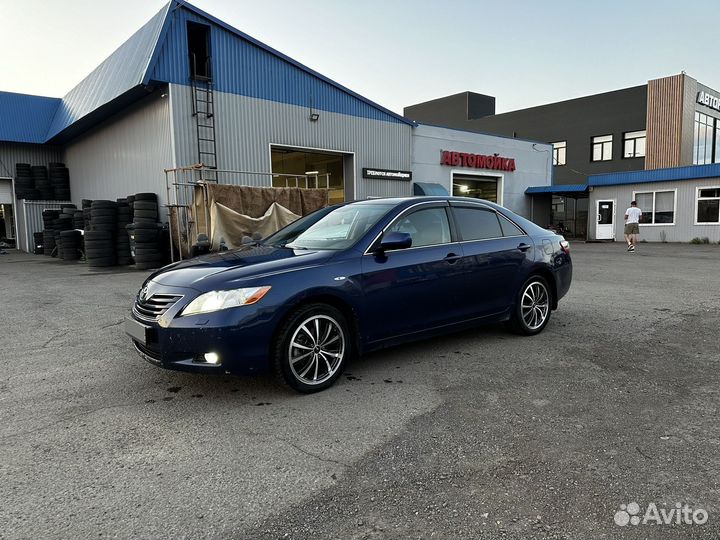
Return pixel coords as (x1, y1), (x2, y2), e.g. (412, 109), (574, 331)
(0, 179), (12, 204)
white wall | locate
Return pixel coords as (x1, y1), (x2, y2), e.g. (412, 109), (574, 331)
(411, 124), (552, 219)
(63, 92), (172, 207)
(589, 179), (720, 242)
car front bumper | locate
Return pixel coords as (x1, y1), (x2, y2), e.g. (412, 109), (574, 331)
(125, 284), (282, 375)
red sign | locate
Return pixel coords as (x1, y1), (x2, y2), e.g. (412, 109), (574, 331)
(440, 150), (516, 172)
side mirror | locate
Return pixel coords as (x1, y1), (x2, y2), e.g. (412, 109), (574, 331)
(377, 231), (412, 252)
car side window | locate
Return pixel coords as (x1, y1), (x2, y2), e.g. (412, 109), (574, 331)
(452, 207), (503, 241)
(389, 207), (451, 248)
(498, 214), (526, 237)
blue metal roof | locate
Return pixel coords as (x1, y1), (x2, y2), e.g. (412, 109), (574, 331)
(147, 2), (413, 125)
(589, 163), (720, 186)
(0, 0), (413, 144)
(0, 92), (61, 143)
(45, 3), (170, 142)
(525, 183), (588, 194)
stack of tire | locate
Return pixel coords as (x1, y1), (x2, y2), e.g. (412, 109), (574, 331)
(30, 167), (48, 200)
(42, 210), (60, 256)
(72, 209), (85, 229)
(14, 164), (37, 200)
(33, 232), (44, 255)
(53, 211), (75, 259)
(128, 193), (163, 270)
(34, 166), (54, 200)
(81, 199), (92, 230)
(60, 230), (82, 261)
(86, 200), (117, 267)
(116, 198), (133, 265)
(49, 163), (71, 201)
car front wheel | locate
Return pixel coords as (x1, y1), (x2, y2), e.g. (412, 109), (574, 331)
(273, 304), (351, 393)
(510, 276), (553, 335)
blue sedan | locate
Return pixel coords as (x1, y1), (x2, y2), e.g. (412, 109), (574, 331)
(125, 197), (572, 392)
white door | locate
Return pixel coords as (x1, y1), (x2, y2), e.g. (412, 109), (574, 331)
(596, 199), (615, 240)
(0, 179), (12, 204)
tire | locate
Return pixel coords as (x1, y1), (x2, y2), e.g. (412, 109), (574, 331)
(272, 304), (352, 393)
(130, 232), (159, 242)
(91, 209), (117, 218)
(508, 276), (553, 336)
(133, 193), (157, 202)
(133, 218), (158, 225)
(91, 200), (117, 209)
(133, 209), (158, 219)
(132, 201), (158, 211)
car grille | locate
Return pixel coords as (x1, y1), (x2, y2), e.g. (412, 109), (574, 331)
(133, 341), (162, 365)
(133, 293), (183, 321)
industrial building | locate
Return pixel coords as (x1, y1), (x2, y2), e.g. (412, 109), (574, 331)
(406, 73), (720, 242)
(0, 0), (551, 253)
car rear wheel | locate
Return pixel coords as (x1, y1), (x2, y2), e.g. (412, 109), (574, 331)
(510, 276), (552, 335)
(273, 304), (351, 393)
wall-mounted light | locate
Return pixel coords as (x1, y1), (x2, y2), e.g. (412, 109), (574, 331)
(309, 113), (320, 122)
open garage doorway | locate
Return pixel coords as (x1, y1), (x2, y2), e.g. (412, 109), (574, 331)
(452, 173), (502, 203)
(271, 146), (353, 204)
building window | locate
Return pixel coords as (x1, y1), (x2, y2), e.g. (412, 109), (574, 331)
(623, 130), (646, 158)
(591, 135), (613, 161)
(693, 112), (718, 165)
(633, 190), (676, 225)
(552, 141), (567, 166)
(696, 186), (720, 224)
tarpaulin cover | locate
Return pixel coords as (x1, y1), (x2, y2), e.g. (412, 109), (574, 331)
(209, 201), (300, 250)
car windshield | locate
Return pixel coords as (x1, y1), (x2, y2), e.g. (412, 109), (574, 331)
(286, 203), (394, 250)
(263, 205), (339, 248)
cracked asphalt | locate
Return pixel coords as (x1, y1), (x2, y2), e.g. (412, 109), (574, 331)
(1, 242), (719, 540)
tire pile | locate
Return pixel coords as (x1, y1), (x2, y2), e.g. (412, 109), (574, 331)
(86, 200), (118, 267)
(33, 232), (44, 255)
(53, 207), (76, 259)
(34, 166), (53, 200)
(128, 193), (164, 270)
(49, 163), (71, 200)
(14, 164), (38, 200)
(13, 162), (71, 201)
(60, 230), (82, 261)
(116, 198), (132, 265)
(42, 210), (60, 256)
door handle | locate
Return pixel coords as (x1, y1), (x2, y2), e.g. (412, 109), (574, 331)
(444, 252), (461, 264)
(517, 243), (531, 252)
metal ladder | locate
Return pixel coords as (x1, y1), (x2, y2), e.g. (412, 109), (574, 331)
(191, 78), (217, 176)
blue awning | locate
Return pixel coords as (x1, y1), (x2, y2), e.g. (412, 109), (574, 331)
(525, 184), (589, 195)
(414, 182), (449, 196)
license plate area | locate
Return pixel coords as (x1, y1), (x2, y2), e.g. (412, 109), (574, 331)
(125, 317), (151, 345)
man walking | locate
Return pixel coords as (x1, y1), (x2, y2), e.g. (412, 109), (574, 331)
(624, 200), (642, 252)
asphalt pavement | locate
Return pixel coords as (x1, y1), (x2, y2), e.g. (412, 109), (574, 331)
(1, 242), (719, 540)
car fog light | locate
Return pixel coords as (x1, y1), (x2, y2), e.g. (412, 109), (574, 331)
(204, 352), (220, 364)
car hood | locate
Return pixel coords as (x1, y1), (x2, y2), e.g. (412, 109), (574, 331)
(150, 244), (336, 290)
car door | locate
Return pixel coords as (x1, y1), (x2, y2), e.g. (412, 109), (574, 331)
(449, 202), (531, 319)
(359, 202), (465, 343)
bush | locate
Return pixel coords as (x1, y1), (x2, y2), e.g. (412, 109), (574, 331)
(690, 237), (710, 244)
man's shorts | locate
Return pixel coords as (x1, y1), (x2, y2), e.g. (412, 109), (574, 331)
(624, 223), (640, 235)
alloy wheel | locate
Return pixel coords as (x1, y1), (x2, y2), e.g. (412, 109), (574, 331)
(288, 314), (346, 385)
(521, 281), (550, 331)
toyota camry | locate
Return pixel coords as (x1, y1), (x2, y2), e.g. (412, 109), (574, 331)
(125, 197), (572, 392)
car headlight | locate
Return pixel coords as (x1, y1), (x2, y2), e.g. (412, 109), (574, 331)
(181, 286), (271, 316)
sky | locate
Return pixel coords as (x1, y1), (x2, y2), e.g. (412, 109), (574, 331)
(0, 0), (717, 115)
